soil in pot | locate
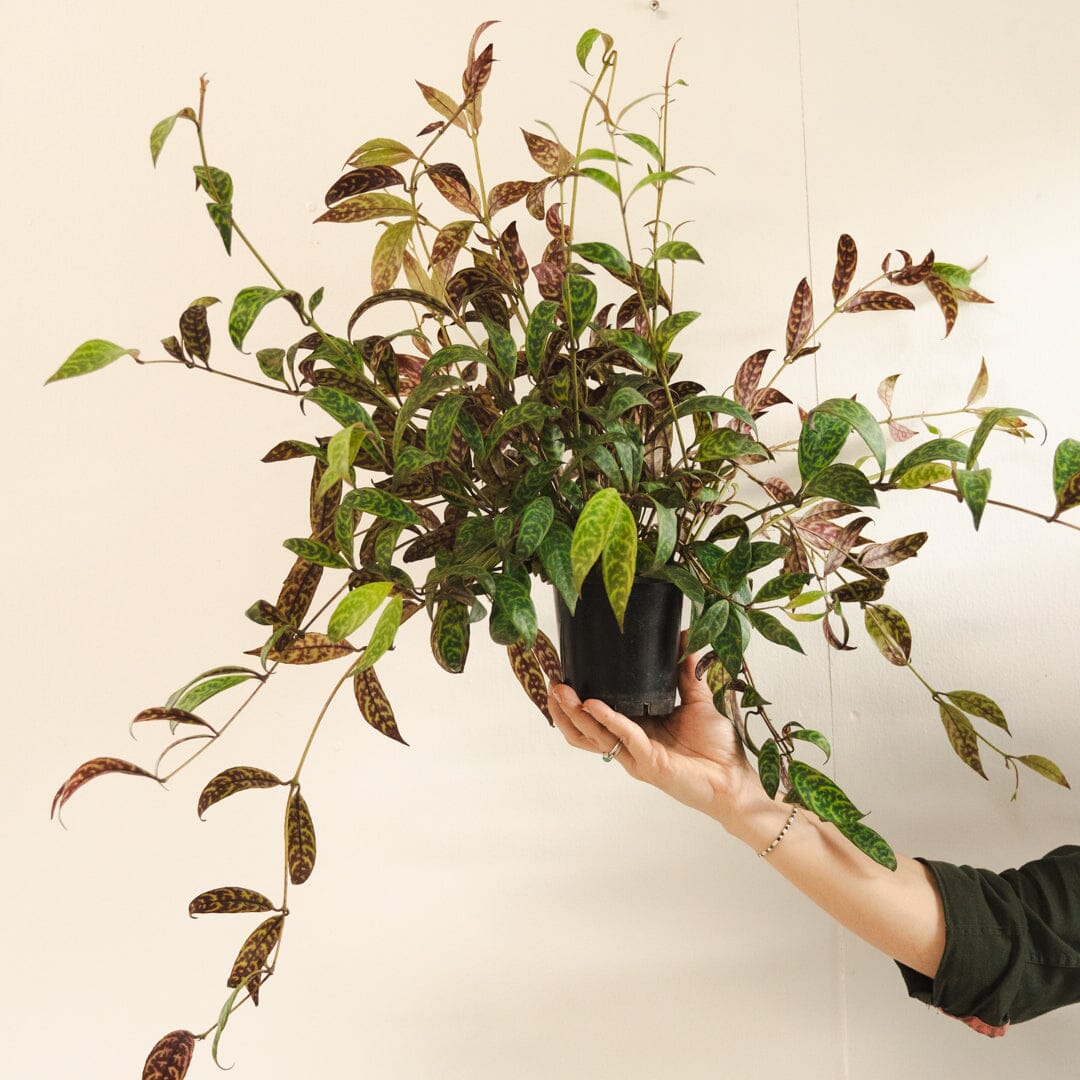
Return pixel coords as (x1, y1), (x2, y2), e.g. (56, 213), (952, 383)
(554, 574), (684, 718)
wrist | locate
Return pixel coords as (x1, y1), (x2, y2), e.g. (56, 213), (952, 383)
(712, 774), (800, 852)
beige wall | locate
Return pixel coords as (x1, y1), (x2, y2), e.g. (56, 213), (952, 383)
(5, 0), (1079, 1076)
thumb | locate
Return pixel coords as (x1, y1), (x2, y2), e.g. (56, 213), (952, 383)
(678, 633), (713, 704)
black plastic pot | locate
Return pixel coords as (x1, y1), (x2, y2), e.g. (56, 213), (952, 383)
(554, 574), (683, 718)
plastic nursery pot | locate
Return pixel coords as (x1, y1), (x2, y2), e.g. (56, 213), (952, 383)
(554, 573), (684, 719)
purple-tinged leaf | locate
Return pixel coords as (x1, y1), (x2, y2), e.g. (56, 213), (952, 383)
(525, 179), (552, 220)
(132, 707), (216, 735)
(189, 887), (276, 916)
(275, 556), (323, 628)
(822, 515), (872, 575)
(733, 349), (770, 407)
(427, 163), (480, 215)
(353, 666), (407, 744)
(521, 129), (573, 177)
(889, 421), (917, 442)
(463, 41), (494, 100)
(859, 531), (928, 569)
(142, 1029), (196, 1080)
(864, 604), (912, 666)
(841, 290), (915, 314)
(325, 166), (406, 207)
(488, 180), (532, 216)
(823, 606), (855, 651)
(785, 278), (814, 358)
(532, 261), (565, 301)
(925, 274), (959, 336)
(762, 476), (795, 503)
(315, 193), (416, 224)
(831, 233), (858, 304)
(507, 641), (552, 721)
(286, 788), (316, 885)
(877, 373), (900, 412)
(258, 631), (355, 665)
(532, 629), (562, 683)
(178, 297), (219, 365)
(939, 701), (987, 779)
(500, 221), (530, 285)
(883, 248), (934, 285)
(51, 758), (160, 822)
(227, 914), (284, 999)
(198, 766), (283, 819)
(161, 334), (186, 363)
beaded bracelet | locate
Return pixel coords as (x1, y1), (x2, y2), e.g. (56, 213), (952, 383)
(758, 806), (799, 858)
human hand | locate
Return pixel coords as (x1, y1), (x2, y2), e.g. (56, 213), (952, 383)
(547, 644), (763, 830)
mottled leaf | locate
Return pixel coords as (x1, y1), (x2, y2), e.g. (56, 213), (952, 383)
(507, 641), (551, 721)
(564, 274), (598, 341)
(189, 887), (276, 916)
(416, 81), (466, 129)
(1053, 438), (1080, 515)
(487, 400), (558, 447)
(178, 297), (219, 364)
(803, 463), (879, 507)
(788, 760), (865, 826)
(489, 575), (538, 647)
(517, 496), (555, 557)
(864, 604), (911, 666)
(371, 219), (414, 293)
(967, 407), (1044, 467)
(753, 572), (812, 604)
(785, 278), (814, 357)
(488, 180), (532, 216)
(944, 690), (1009, 733)
(831, 233), (857, 304)
(198, 766), (283, 819)
(532, 629), (562, 683)
(789, 728), (831, 761)
(286, 788), (316, 885)
(149, 108), (194, 167)
(521, 129), (573, 176)
(354, 595), (404, 671)
(859, 532), (927, 569)
(748, 609), (804, 653)
(315, 192), (416, 223)
(142, 1029), (196, 1080)
(539, 520), (576, 613)
(939, 701), (987, 778)
(890, 437), (968, 484)
(228, 286), (288, 352)
(925, 274), (959, 336)
(797, 410), (850, 482)
(697, 428), (767, 462)
(282, 537), (348, 569)
(813, 398), (886, 472)
(841, 290), (915, 314)
(227, 914), (284, 993)
(353, 665), (406, 743)
(1017, 755), (1070, 788)
(758, 739), (780, 799)
(955, 466), (992, 530)
(46, 339), (139, 384)
(328, 581), (395, 642)
(262, 631), (354, 665)
(571, 241), (632, 278)
(431, 600), (471, 673)
(275, 556), (322, 628)
(686, 599), (730, 655)
(570, 487), (621, 593)
(51, 758), (159, 821)
(427, 163), (480, 215)
(733, 349), (770, 408)
(174, 673), (255, 713)
(343, 487), (422, 525)
(325, 165), (406, 206)
(835, 819), (897, 871)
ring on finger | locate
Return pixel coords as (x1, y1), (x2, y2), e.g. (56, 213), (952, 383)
(602, 738), (624, 763)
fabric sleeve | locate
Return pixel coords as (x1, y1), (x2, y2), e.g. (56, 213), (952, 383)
(895, 845), (1080, 1027)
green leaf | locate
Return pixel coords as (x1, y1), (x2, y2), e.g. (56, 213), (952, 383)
(650, 241), (704, 264)
(1017, 755), (1070, 788)
(748, 609), (804, 653)
(813, 398), (886, 473)
(487, 401), (559, 447)
(305, 386), (377, 430)
(605, 386), (651, 419)
(686, 599), (730, 654)
(393, 374), (461, 456)
(697, 428), (767, 461)
(660, 563), (707, 605)
(316, 192), (416, 223)
(282, 537), (348, 568)
(798, 411), (850, 482)
(835, 819), (897, 871)
(228, 286), (288, 352)
(753, 572), (812, 604)
(602, 500), (638, 631)
(539, 520), (577, 613)
(713, 606), (748, 678)
(576, 27), (613, 72)
(803, 463), (879, 507)
(149, 108), (193, 166)
(895, 461), (953, 489)
(431, 601), (471, 672)
(674, 395), (757, 434)
(481, 316), (518, 379)
(602, 328), (654, 370)
(564, 274), (598, 341)
(863, 604), (912, 666)
(570, 487), (623, 593)
(343, 488), (421, 525)
(890, 438), (969, 484)
(46, 339), (139, 384)
(489, 574), (538, 647)
(649, 499), (677, 570)
(426, 394), (464, 460)
(577, 167), (621, 196)
(628, 169), (689, 198)
(174, 674), (254, 713)
(354, 595), (404, 671)
(944, 690), (1009, 734)
(421, 344), (490, 379)
(206, 202), (233, 254)
(319, 423), (369, 498)
(967, 407), (1045, 467)
(620, 131), (663, 166)
(370, 219), (414, 292)
(327, 581), (395, 642)
(788, 761), (865, 826)
(256, 347), (287, 384)
(789, 728), (831, 761)
(571, 242), (632, 278)
(193, 165), (233, 204)
(758, 739), (781, 799)
(655, 311), (700, 357)
(939, 701), (987, 778)
(1053, 438), (1080, 514)
(517, 496), (555, 557)
(931, 262), (971, 288)
(955, 466), (991, 529)
(525, 300), (559, 377)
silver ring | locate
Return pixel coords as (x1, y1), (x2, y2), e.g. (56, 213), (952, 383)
(602, 738), (623, 763)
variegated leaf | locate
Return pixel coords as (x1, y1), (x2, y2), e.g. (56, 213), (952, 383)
(227, 914), (285, 995)
(521, 129), (573, 176)
(198, 766), (283, 818)
(532, 629), (562, 683)
(286, 788), (316, 885)
(353, 665), (406, 743)
(925, 274), (959, 336)
(864, 604), (912, 666)
(841, 290), (915, 314)
(507, 641), (552, 721)
(785, 278), (813, 358)
(939, 701), (987, 778)
(51, 758), (160, 821)
(189, 887), (276, 916)
(831, 233), (857, 304)
(142, 1029), (196, 1080)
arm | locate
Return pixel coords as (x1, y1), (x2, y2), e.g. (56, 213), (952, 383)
(547, 653), (946, 980)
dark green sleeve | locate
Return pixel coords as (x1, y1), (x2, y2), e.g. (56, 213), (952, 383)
(895, 845), (1080, 1026)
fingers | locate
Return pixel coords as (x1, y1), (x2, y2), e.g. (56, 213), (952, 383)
(548, 683), (652, 773)
(678, 632), (713, 706)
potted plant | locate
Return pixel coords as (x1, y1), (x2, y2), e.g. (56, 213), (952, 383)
(47, 23), (1076, 1078)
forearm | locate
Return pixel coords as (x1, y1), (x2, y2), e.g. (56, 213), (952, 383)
(719, 788), (946, 978)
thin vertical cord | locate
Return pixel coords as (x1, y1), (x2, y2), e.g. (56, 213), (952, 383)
(795, 3), (849, 1077)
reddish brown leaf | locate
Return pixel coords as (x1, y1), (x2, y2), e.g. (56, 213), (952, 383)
(525, 179), (552, 220)
(532, 261), (564, 301)
(521, 129), (573, 177)
(132, 707), (216, 733)
(823, 606), (855, 651)
(51, 758), (159, 821)
(261, 440), (317, 463)
(463, 42), (494, 100)
(733, 349), (771, 407)
(508, 641), (551, 722)
(939, 701), (987, 779)
(353, 665), (407, 744)
(430, 220), (475, 276)
(197, 766), (283, 819)
(488, 180), (532, 216)
(416, 81), (466, 129)
(286, 788), (316, 885)
(780, 527), (810, 575)
(785, 278), (814, 358)
(466, 20), (499, 68)
(227, 914), (285, 996)
(142, 1029), (196, 1080)
(841, 290), (916, 314)
(324, 166), (405, 207)
(762, 476), (796, 503)
(750, 387), (790, 413)
(831, 233), (858, 304)
(275, 556), (323, 628)
(882, 248), (934, 285)
(1055, 471), (1080, 517)
(161, 334), (186, 363)
(859, 531), (928, 570)
(258, 631), (354, 665)
(427, 163), (480, 215)
(178, 302), (214, 365)
(888, 420), (917, 442)
(965, 358), (990, 407)
(189, 887), (276, 916)
(954, 287), (994, 304)
(925, 274), (959, 336)
(532, 629), (562, 683)
(544, 203), (566, 240)
(499, 221), (530, 285)
(822, 515), (872, 576)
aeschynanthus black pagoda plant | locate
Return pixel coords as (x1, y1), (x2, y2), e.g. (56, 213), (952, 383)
(47, 22), (1077, 1078)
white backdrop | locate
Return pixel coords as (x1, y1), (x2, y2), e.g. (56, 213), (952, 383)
(4, 1), (1079, 1077)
